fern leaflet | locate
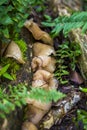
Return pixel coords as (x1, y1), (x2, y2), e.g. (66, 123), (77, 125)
(42, 12), (87, 37)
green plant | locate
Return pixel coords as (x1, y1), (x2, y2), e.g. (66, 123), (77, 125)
(1, 58), (20, 80)
(14, 36), (27, 59)
(42, 12), (87, 37)
(55, 41), (81, 84)
(83, 0), (87, 11)
(0, 84), (65, 118)
(76, 110), (87, 130)
(1, 37), (27, 80)
(0, 64), (13, 80)
(80, 87), (87, 93)
(0, 84), (28, 118)
(29, 87), (66, 103)
(0, 0), (46, 43)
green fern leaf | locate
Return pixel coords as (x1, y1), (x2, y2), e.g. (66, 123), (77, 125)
(82, 23), (87, 33)
(42, 11), (87, 37)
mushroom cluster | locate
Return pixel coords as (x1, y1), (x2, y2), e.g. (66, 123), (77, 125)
(22, 19), (58, 130)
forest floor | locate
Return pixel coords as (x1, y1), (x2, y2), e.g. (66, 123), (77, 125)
(0, 1), (87, 130)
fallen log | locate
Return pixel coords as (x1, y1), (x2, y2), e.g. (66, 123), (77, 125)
(39, 91), (81, 130)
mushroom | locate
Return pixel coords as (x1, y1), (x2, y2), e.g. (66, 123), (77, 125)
(31, 55), (56, 73)
(25, 103), (51, 124)
(24, 19), (53, 45)
(48, 77), (58, 90)
(32, 69), (52, 89)
(32, 70), (53, 84)
(26, 99), (52, 111)
(32, 79), (48, 89)
(22, 121), (38, 130)
(33, 42), (55, 56)
(32, 70), (58, 90)
(5, 41), (25, 64)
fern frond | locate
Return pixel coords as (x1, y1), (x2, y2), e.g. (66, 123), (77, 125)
(29, 87), (66, 103)
(0, 84), (65, 118)
(42, 12), (87, 37)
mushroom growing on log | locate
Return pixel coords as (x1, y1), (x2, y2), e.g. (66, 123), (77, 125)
(24, 19), (53, 45)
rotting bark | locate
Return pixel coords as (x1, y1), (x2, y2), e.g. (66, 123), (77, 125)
(48, 0), (82, 16)
(39, 91), (81, 130)
(69, 29), (87, 80)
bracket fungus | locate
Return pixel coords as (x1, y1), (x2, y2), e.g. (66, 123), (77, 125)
(24, 19), (53, 45)
(5, 41), (25, 64)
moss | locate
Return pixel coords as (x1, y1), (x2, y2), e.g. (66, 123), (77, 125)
(14, 39), (27, 60)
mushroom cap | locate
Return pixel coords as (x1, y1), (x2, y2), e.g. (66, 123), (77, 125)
(33, 42), (55, 56)
(5, 41), (25, 64)
(24, 104), (51, 125)
(32, 79), (48, 89)
(33, 69), (53, 82)
(24, 19), (53, 45)
(26, 99), (52, 112)
(31, 56), (56, 72)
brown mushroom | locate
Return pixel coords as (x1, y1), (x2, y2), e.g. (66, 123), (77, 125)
(32, 70), (53, 84)
(31, 55), (56, 73)
(5, 41), (25, 64)
(22, 121), (38, 130)
(48, 77), (58, 90)
(33, 42), (55, 56)
(24, 19), (53, 45)
(25, 103), (51, 124)
(32, 70), (58, 90)
(32, 79), (48, 89)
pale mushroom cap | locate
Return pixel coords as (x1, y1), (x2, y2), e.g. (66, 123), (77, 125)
(5, 41), (25, 64)
(22, 121), (38, 130)
(33, 42), (55, 56)
(24, 19), (53, 45)
(25, 104), (51, 124)
(32, 79), (48, 89)
(33, 69), (53, 82)
(48, 78), (58, 90)
(31, 56), (56, 73)
(26, 99), (52, 111)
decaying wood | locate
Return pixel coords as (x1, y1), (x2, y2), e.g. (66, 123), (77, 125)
(49, 0), (82, 16)
(69, 29), (87, 80)
(39, 91), (81, 130)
